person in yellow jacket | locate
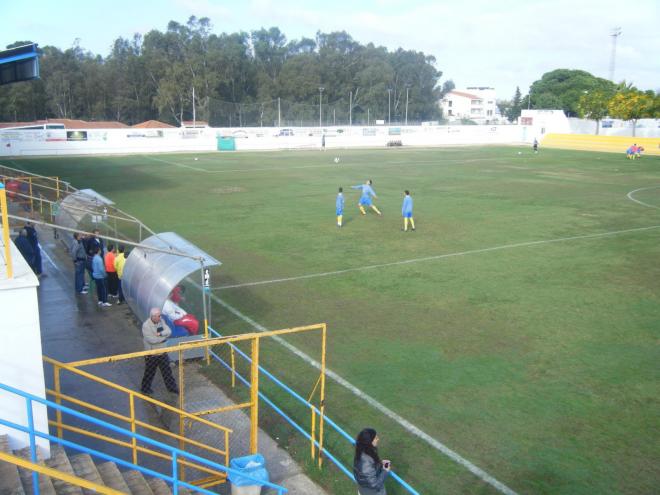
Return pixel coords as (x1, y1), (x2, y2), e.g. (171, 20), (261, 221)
(114, 245), (127, 305)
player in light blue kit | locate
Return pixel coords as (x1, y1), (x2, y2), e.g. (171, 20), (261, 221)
(336, 187), (344, 227)
(401, 190), (415, 231)
(351, 179), (382, 216)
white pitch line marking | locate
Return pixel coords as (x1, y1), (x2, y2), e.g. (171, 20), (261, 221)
(627, 186), (660, 210)
(41, 246), (64, 276)
(211, 294), (519, 495)
(216, 224), (660, 290)
(147, 156), (208, 172)
(144, 156), (500, 175)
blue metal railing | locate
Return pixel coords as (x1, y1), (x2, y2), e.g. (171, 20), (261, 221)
(0, 381), (287, 495)
(207, 326), (420, 494)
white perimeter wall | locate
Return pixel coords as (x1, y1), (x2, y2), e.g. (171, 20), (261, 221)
(568, 117), (659, 137)
(0, 241), (49, 455)
(0, 124), (538, 157)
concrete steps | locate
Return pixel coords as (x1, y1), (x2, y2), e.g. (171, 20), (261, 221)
(0, 435), (203, 495)
(0, 433), (25, 495)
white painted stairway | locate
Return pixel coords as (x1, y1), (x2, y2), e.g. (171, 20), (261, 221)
(0, 435), (194, 495)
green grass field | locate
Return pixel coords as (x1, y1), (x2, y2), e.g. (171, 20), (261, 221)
(10, 146), (660, 494)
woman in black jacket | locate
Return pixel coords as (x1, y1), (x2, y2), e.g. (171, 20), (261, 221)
(353, 428), (391, 495)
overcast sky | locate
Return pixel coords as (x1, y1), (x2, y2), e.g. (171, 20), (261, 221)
(3, 0), (659, 99)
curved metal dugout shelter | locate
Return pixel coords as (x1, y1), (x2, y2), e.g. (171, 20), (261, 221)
(121, 232), (221, 326)
(54, 188), (116, 246)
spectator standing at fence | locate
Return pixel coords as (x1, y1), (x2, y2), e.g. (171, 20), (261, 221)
(140, 308), (179, 395)
(14, 229), (36, 273)
(114, 245), (126, 305)
(71, 233), (88, 294)
(353, 428), (391, 495)
(84, 229), (104, 281)
(24, 222), (43, 277)
(92, 246), (111, 307)
(105, 244), (119, 298)
(351, 180), (382, 216)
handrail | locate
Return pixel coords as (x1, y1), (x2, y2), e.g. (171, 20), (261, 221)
(0, 381), (288, 494)
(207, 326), (421, 495)
(47, 421), (225, 479)
(43, 356), (232, 434)
(43, 356), (231, 483)
(0, 451), (123, 495)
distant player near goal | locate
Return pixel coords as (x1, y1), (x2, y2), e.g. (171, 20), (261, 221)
(351, 180), (382, 216)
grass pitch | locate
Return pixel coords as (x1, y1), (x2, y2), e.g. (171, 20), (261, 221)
(11, 146), (660, 494)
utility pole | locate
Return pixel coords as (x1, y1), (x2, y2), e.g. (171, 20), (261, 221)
(528, 86), (531, 110)
(367, 108), (370, 125)
(387, 88), (392, 124)
(278, 97), (281, 127)
(349, 91), (352, 126)
(609, 27), (622, 82)
(319, 87), (324, 127)
(405, 87), (409, 125)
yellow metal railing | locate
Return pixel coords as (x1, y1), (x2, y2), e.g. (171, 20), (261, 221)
(0, 184), (12, 278)
(50, 323), (328, 467)
(0, 450), (123, 495)
(207, 323), (328, 466)
(44, 356), (232, 487)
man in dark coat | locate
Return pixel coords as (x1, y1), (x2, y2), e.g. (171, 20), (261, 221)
(24, 222), (42, 276)
(14, 229), (36, 273)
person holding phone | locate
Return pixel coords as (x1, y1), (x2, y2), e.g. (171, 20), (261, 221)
(353, 428), (391, 495)
(140, 307), (179, 395)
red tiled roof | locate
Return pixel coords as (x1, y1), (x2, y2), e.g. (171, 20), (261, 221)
(0, 119), (128, 129)
(447, 91), (481, 100)
(132, 120), (175, 129)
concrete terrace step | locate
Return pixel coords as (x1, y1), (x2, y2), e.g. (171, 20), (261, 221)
(97, 462), (132, 493)
(14, 446), (56, 495)
(0, 435), (25, 495)
(68, 454), (104, 495)
(147, 478), (172, 495)
(43, 446), (84, 495)
(122, 470), (154, 495)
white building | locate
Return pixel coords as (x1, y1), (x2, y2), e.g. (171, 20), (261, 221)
(440, 87), (498, 124)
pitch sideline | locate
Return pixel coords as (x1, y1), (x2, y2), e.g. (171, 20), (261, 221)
(212, 293), (519, 495)
(216, 224), (660, 290)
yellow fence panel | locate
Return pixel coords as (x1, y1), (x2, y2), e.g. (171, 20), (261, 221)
(541, 133), (660, 155)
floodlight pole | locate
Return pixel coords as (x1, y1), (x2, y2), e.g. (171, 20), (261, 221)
(609, 27), (622, 82)
(387, 89), (392, 124)
(405, 87), (409, 126)
(319, 87), (324, 127)
(192, 86), (196, 129)
(278, 97), (281, 127)
(349, 91), (352, 126)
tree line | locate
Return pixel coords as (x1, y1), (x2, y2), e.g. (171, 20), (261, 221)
(498, 69), (659, 135)
(0, 17), (448, 127)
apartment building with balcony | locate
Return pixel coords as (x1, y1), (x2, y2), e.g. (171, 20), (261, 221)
(440, 87), (498, 123)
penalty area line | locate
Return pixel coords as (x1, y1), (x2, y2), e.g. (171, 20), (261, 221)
(211, 293), (519, 495)
(216, 224), (660, 290)
(627, 186), (660, 210)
